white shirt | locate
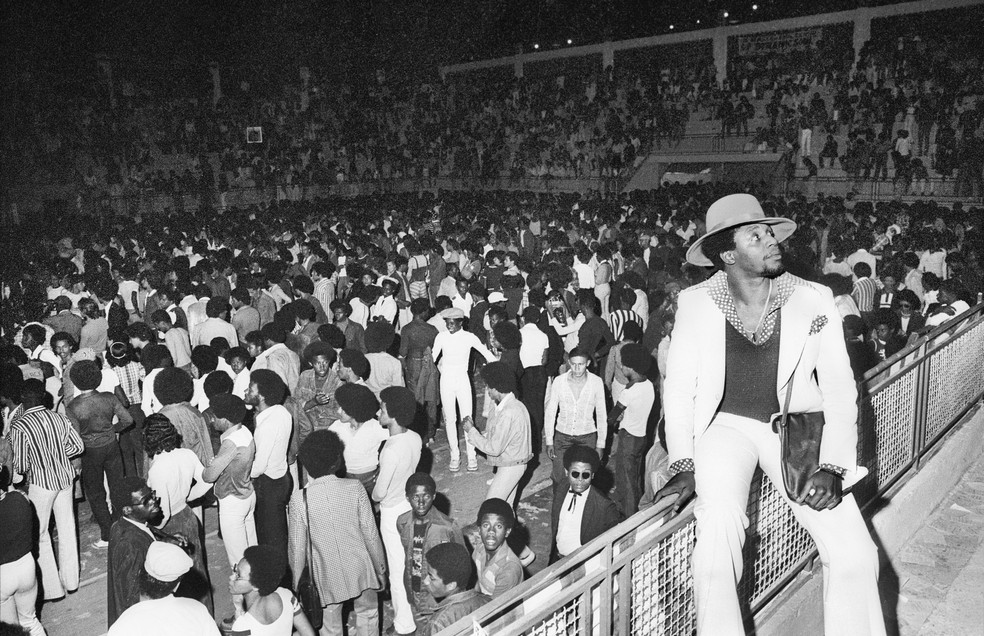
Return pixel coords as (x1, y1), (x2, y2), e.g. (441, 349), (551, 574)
(573, 261), (595, 290)
(847, 249), (878, 280)
(328, 418), (389, 474)
(555, 489), (587, 557)
(926, 300), (970, 328)
(141, 368), (164, 416)
(147, 448), (211, 526)
(451, 293), (474, 315)
(251, 404), (292, 479)
(631, 290), (649, 330)
(618, 380), (655, 437)
(918, 250), (947, 279)
(519, 323), (550, 368)
(371, 295), (398, 325)
(96, 368), (121, 394)
(232, 368), (250, 399)
(119, 280), (140, 312)
(108, 595), (220, 636)
(432, 329), (496, 373)
(549, 314), (585, 353)
(544, 371), (608, 443)
(29, 345), (61, 371)
(349, 298), (370, 329)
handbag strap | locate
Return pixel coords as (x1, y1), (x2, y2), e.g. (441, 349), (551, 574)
(779, 344), (807, 429)
(302, 486), (315, 570)
(779, 367), (796, 428)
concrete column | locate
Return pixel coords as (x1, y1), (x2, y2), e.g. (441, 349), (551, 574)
(514, 56), (524, 78)
(602, 42), (615, 70)
(852, 11), (871, 70)
(713, 30), (728, 86)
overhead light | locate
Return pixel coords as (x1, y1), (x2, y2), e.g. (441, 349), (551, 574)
(752, 4), (758, 10)
(696, 19), (701, 24)
(669, 25), (674, 30)
(533, 43), (539, 50)
(723, 11), (729, 18)
(567, 39), (573, 45)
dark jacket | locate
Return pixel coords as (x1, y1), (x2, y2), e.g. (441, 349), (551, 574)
(900, 313), (926, 339)
(550, 485), (623, 563)
(107, 518), (155, 626)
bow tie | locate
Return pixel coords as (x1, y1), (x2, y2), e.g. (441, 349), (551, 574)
(567, 489), (583, 511)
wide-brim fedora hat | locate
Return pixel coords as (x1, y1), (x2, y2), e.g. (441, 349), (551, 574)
(686, 194), (796, 267)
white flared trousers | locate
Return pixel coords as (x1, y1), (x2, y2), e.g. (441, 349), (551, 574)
(692, 413), (886, 636)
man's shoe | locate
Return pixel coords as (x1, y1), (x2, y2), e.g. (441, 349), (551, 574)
(449, 459), (461, 472)
(467, 459), (479, 472)
(92, 539), (109, 549)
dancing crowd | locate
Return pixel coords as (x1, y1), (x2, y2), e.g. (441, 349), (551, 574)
(1, 179), (981, 636)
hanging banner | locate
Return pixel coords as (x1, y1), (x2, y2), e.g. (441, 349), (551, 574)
(736, 27), (823, 56)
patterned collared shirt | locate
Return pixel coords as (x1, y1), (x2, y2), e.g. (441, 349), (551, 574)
(702, 270), (800, 345)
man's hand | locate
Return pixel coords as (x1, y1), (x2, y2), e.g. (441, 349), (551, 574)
(461, 416), (474, 432)
(796, 471), (842, 511)
(546, 445), (556, 460)
(653, 470), (696, 515)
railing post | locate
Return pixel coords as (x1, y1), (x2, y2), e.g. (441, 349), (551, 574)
(600, 543), (613, 635)
(617, 553), (632, 635)
(911, 343), (931, 470)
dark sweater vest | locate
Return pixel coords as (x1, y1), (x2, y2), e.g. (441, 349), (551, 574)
(719, 314), (781, 422)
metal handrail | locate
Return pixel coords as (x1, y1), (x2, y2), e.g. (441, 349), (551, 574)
(440, 302), (984, 635)
(862, 301), (984, 388)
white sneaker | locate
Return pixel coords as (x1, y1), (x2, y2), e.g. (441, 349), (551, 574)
(92, 539), (109, 549)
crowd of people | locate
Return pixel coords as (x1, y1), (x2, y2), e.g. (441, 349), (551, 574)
(10, 59), (712, 212)
(2, 6), (984, 635)
(9, 6), (983, 221)
(1, 179), (981, 635)
(707, 10), (984, 195)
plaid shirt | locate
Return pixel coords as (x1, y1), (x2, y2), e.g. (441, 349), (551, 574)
(288, 475), (386, 604)
(112, 361), (145, 404)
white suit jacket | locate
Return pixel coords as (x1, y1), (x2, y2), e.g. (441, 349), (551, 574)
(664, 273), (867, 488)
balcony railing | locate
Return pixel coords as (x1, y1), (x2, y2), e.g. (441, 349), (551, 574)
(439, 302), (984, 635)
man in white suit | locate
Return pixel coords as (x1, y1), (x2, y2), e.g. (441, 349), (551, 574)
(656, 194), (885, 636)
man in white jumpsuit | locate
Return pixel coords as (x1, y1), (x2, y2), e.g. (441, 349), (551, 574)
(432, 308), (496, 471)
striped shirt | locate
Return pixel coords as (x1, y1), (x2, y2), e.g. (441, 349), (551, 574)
(852, 277), (879, 313)
(9, 406), (84, 491)
(607, 309), (643, 342)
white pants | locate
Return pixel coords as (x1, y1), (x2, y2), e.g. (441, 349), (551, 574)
(440, 369), (476, 464)
(693, 413), (885, 636)
(486, 464), (527, 508)
(380, 501), (415, 634)
(799, 128), (813, 158)
(218, 492), (257, 569)
(28, 485), (79, 599)
(0, 553), (46, 636)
